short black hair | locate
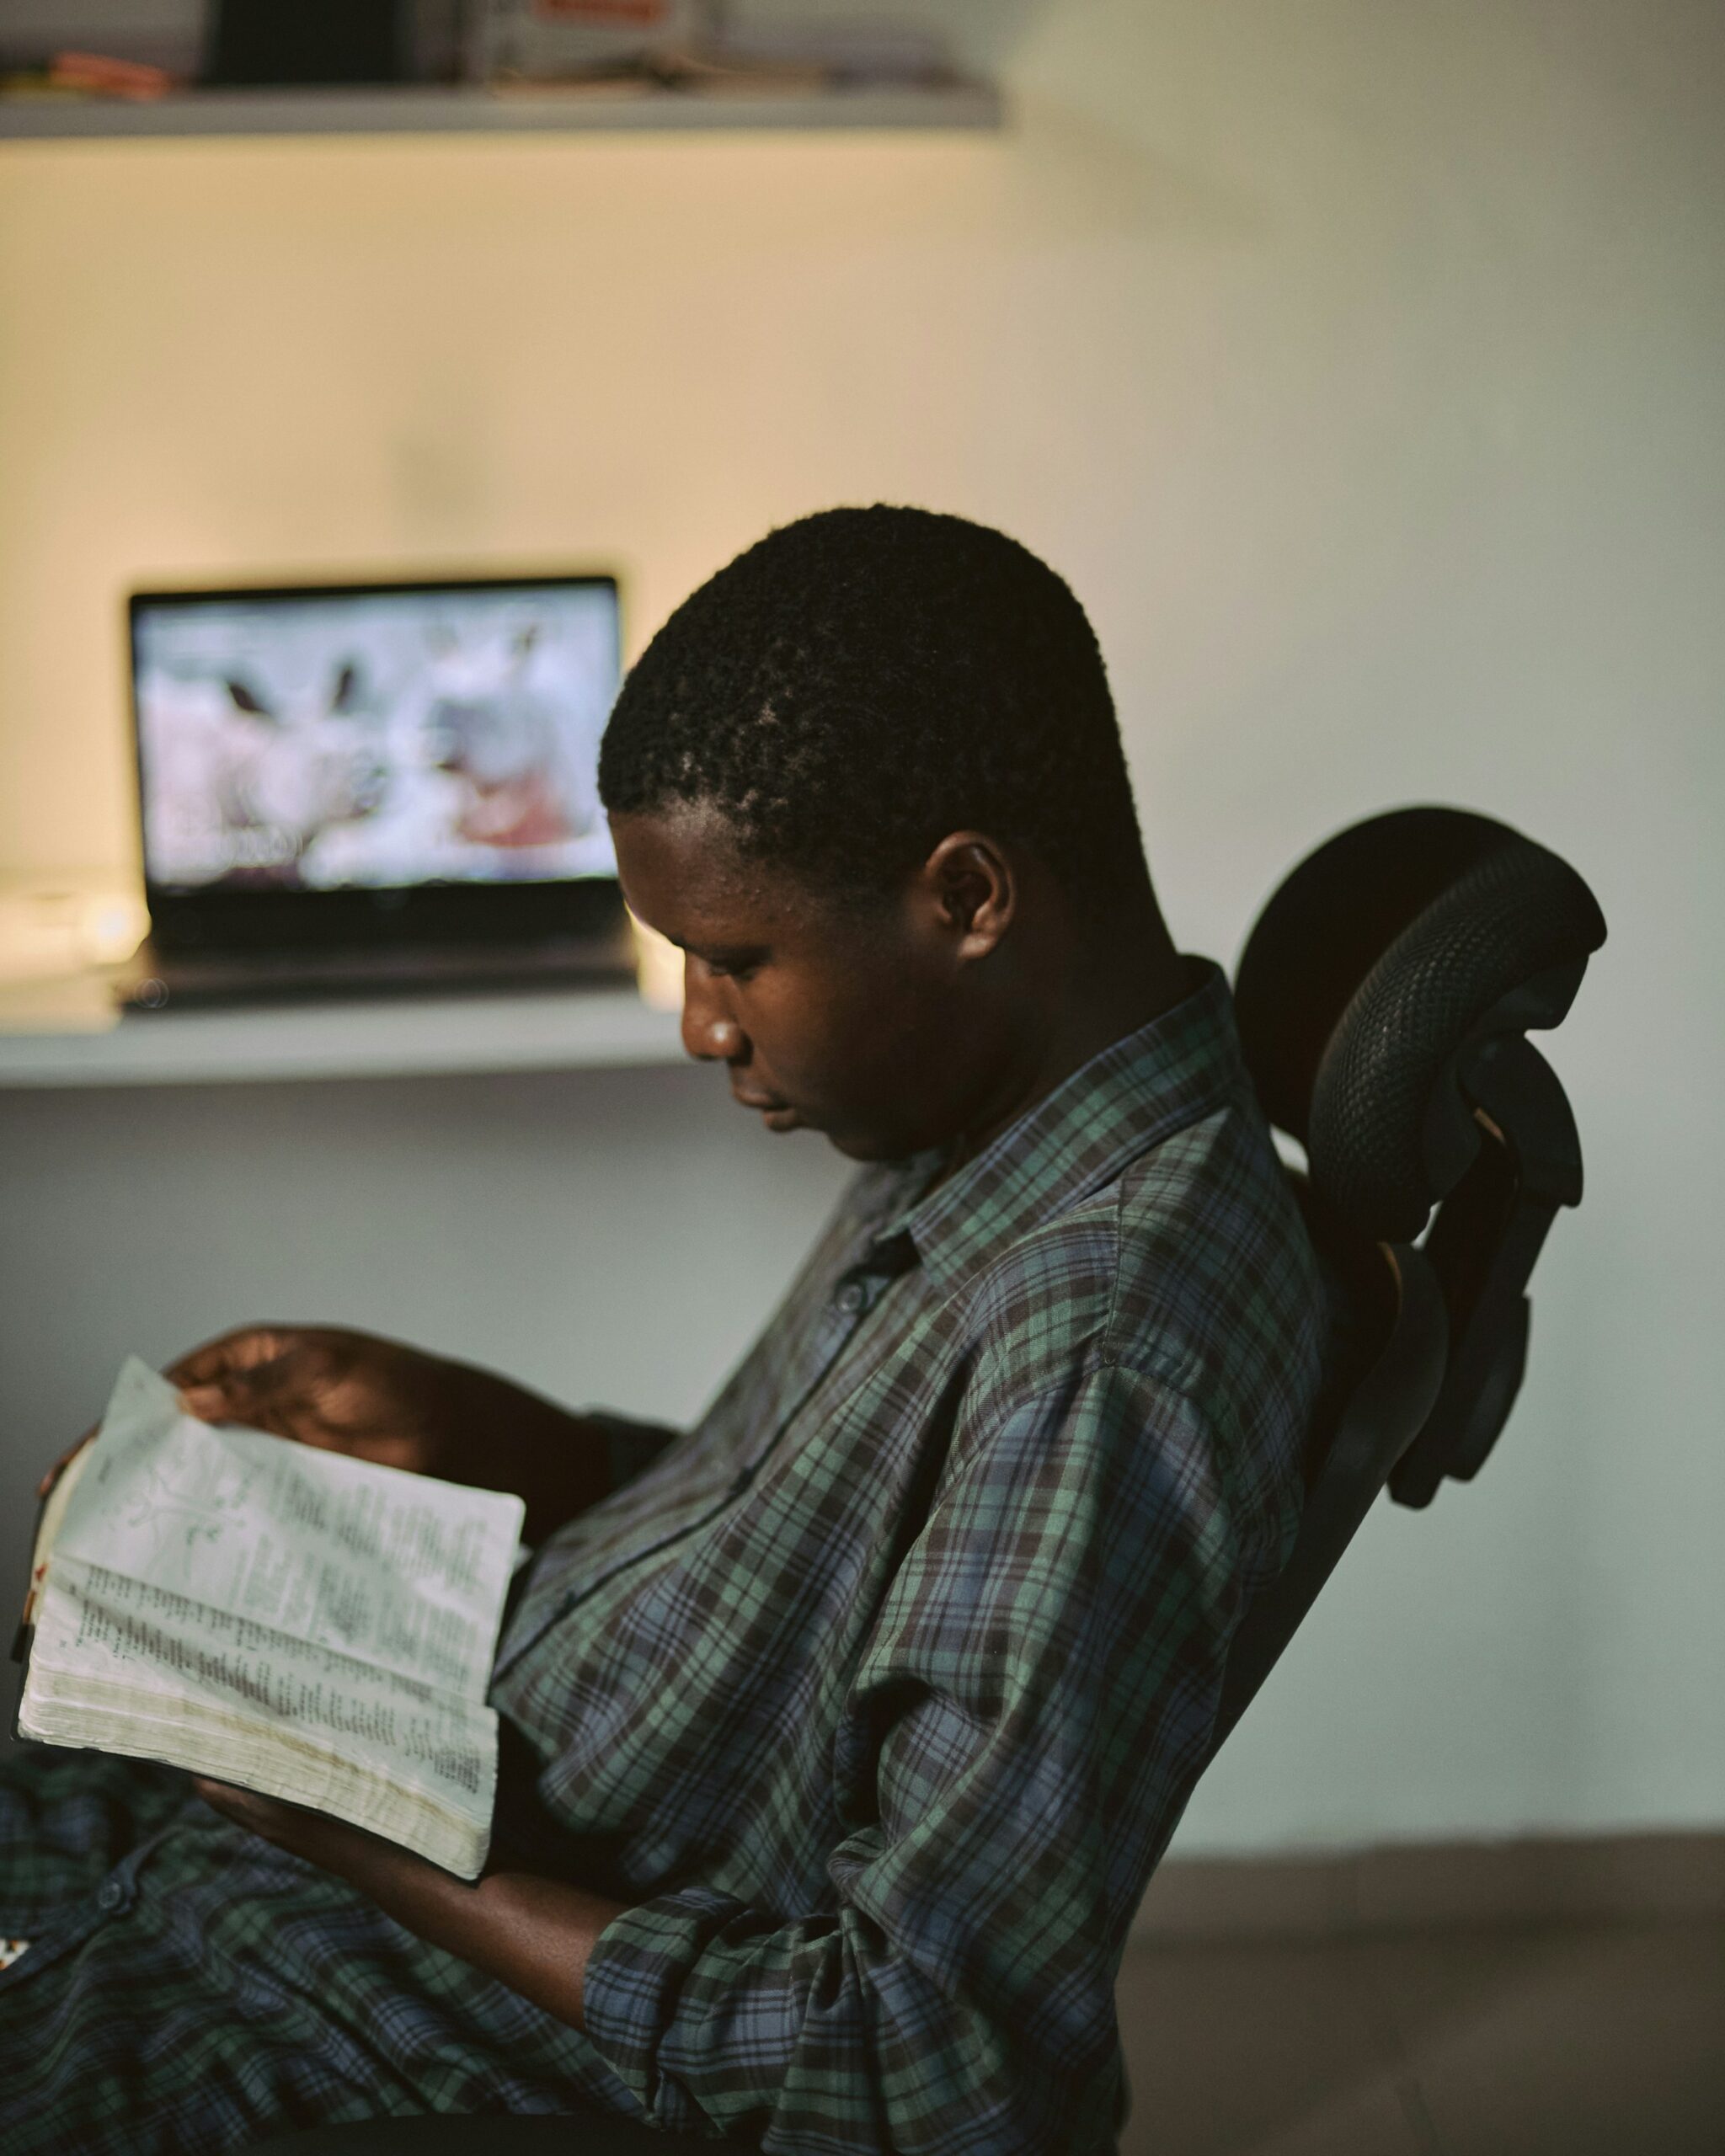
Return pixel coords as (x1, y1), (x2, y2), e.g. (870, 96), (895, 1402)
(598, 504), (1151, 921)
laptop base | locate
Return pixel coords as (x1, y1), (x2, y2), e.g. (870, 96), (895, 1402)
(115, 931), (638, 1012)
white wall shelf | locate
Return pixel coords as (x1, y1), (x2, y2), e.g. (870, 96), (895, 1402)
(0, 986), (686, 1089)
(0, 83), (1001, 141)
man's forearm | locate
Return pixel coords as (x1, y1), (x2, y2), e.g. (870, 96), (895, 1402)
(361, 1846), (629, 2032)
(440, 1358), (618, 1542)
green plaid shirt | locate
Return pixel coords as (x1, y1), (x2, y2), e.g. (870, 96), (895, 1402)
(0, 959), (1323, 2156)
(494, 958), (1326, 2151)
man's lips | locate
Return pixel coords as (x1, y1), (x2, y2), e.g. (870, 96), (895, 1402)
(732, 1089), (800, 1132)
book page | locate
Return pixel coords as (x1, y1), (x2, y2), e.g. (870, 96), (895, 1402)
(26, 1557), (495, 1807)
(22, 1557), (494, 1872)
(53, 1358), (523, 1700)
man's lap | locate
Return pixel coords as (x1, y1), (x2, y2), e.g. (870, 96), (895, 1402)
(0, 1745), (642, 2156)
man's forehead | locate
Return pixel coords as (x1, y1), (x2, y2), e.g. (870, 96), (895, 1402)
(611, 803), (798, 936)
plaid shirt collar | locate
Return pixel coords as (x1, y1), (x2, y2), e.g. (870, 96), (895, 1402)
(865, 957), (1247, 1294)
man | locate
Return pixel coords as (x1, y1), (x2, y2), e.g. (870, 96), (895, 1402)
(1, 507), (1326, 2154)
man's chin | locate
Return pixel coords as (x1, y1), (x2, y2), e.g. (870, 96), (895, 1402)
(753, 1103), (919, 1163)
(820, 1126), (912, 1165)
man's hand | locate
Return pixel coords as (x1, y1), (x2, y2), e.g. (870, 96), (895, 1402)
(41, 1326), (617, 1543)
(191, 1775), (419, 1894)
(169, 1326), (467, 1476)
(192, 1777), (628, 2036)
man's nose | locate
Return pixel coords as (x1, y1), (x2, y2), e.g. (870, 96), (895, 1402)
(681, 958), (745, 1064)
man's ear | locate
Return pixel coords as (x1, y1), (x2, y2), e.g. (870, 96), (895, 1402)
(921, 832), (1017, 961)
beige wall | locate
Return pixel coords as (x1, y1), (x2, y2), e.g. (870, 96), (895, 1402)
(1, 0), (1721, 1849)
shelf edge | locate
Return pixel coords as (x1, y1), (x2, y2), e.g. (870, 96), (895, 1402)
(0, 83), (1004, 141)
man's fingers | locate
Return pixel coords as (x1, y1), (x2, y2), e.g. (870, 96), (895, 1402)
(41, 1329), (333, 1497)
(193, 1779), (348, 1869)
(193, 1778), (286, 1838)
(51, 1328), (413, 1477)
(175, 1337), (328, 1439)
(194, 1775), (253, 1810)
(177, 1380), (250, 1423)
(179, 1378), (309, 1444)
(176, 1360), (292, 1430)
(168, 1328), (291, 1390)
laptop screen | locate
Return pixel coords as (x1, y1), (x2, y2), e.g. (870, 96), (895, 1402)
(131, 578), (620, 897)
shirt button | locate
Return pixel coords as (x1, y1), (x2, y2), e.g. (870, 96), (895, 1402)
(834, 1280), (868, 1316)
(96, 1877), (128, 1914)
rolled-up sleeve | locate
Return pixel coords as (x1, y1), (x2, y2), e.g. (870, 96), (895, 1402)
(581, 1357), (1268, 2154)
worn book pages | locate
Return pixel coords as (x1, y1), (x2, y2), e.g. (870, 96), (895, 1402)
(17, 1358), (524, 1877)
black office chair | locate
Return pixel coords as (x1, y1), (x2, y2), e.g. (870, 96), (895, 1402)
(1210, 803), (1606, 1753)
(263, 805), (1606, 2155)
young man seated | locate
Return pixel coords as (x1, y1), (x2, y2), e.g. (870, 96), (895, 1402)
(0, 507), (1327, 2156)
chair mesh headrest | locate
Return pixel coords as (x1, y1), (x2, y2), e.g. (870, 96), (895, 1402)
(1235, 808), (1606, 1241)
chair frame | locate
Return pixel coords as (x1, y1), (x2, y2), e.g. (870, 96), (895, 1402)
(1209, 1001), (1589, 1761)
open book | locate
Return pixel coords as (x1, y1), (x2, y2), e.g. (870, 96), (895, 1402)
(14, 1358), (524, 1879)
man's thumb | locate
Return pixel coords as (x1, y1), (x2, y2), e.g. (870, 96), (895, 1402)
(178, 1379), (251, 1424)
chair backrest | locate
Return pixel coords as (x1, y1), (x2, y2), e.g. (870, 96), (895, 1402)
(1204, 807), (1606, 1759)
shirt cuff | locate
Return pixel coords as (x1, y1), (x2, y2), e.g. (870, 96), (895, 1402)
(584, 1886), (794, 2132)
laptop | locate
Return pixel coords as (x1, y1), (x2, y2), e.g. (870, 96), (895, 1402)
(116, 574), (636, 1011)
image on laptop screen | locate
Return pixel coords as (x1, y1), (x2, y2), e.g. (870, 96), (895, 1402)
(131, 579), (620, 894)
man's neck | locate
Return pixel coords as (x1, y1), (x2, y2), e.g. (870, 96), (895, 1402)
(938, 921), (1191, 1182)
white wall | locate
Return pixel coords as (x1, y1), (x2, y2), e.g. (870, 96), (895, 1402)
(0, 0), (1719, 1851)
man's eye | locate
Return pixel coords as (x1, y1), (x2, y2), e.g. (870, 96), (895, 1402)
(707, 958), (757, 983)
